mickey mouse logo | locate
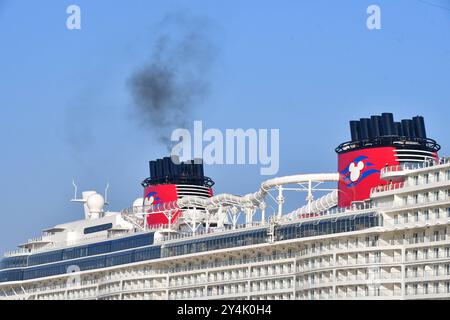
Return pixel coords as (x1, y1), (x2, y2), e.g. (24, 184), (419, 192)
(144, 191), (161, 206)
(349, 161), (365, 182)
(340, 155), (380, 188)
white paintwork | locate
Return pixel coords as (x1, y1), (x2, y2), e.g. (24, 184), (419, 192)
(2, 161), (450, 300)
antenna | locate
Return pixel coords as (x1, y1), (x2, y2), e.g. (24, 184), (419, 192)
(104, 183), (110, 206)
(72, 179), (78, 201)
(70, 179), (85, 203)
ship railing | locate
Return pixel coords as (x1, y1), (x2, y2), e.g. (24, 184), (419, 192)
(159, 222), (265, 243)
(283, 202), (375, 224)
(406, 271), (449, 279)
(381, 193), (450, 213)
(381, 157), (450, 176)
(25, 235), (52, 244)
(389, 234), (448, 246)
(147, 223), (170, 230)
(167, 252), (297, 274)
(320, 202), (374, 215)
(11, 229), (139, 255)
(372, 171), (450, 196)
(122, 204), (180, 216)
(405, 287), (447, 296)
(371, 182), (405, 195)
(336, 288), (401, 298)
(4, 248), (32, 257)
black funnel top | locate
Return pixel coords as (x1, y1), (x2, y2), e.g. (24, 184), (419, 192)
(336, 113), (440, 154)
(142, 157), (215, 188)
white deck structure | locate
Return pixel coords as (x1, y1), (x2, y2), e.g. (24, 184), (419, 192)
(1, 159), (450, 300)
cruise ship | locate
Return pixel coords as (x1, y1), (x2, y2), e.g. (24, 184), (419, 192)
(1, 113), (450, 300)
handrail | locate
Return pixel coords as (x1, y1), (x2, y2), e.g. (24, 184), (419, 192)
(335, 136), (441, 154)
(381, 157), (450, 175)
(371, 182), (405, 194)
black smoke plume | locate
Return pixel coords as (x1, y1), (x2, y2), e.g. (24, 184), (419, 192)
(128, 12), (218, 149)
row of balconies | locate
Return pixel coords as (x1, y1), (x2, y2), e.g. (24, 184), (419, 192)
(123, 280), (165, 291)
(207, 269), (248, 282)
(99, 269), (166, 284)
(405, 282), (450, 296)
(405, 248), (450, 262)
(66, 288), (97, 300)
(251, 264), (293, 277)
(299, 238), (382, 257)
(372, 167), (450, 196)
(98, 284), (121, 296)
(122, 293), (162, 300)
(297, 258), (336, 271)
(387, 210), (450, 226)
(35, 292), (66, 300)
(25, 278), (98, 295)
(336, 256), (402, 267)
(251, 293), (294, 300)
(251, 279), (293, 292)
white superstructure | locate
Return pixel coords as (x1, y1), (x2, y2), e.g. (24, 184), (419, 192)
(1, 113), (449, 300)
(1, 159), (450, 300)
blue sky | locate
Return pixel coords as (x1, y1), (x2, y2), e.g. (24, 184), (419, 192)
(0, 0), (449, 253)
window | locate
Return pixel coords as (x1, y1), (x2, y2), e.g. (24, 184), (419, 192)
(394, 215), (399, 224)
(403, 213), (409, 223)
(372, 235), (379, 246)
(413, 176), (419, 185)
(83, 223), (113, 235)
(87, 242), (111, 256)
(424, 174), (429, 184)
(435, 209), (440, 220)
(434, 191), (440, 201)
(447, 170), (450, 180)
(425, 210), (430, 221)
(434, 231), (439, 241)
(374, 251), (381, 263)
(447, 208), (450, 218)
(435, 172), (440, 182)
(414, 194), (419, 204)
(414, 212), (419, 222)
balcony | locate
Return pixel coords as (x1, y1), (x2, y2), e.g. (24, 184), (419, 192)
(380, 165), (409, 180)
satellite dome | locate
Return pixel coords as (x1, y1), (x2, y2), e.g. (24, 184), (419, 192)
(133, 198), (144, 208)
(86, 193), (105, 213)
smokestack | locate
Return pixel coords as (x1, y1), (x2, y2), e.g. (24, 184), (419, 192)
(381, 113), (394, 136)
(394, 122), (403, 137)
(156, 159), (163, 179)
(413, 116), (427, 139)
(401, 119), (412, 138)
(370, 115), (382, 139)
(149, 161), (157, 179)
(359, 118), (371, 141)
(406, 119), (416, 139)
(350, 121), (360, 142)
(143, 157), (214, 188)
